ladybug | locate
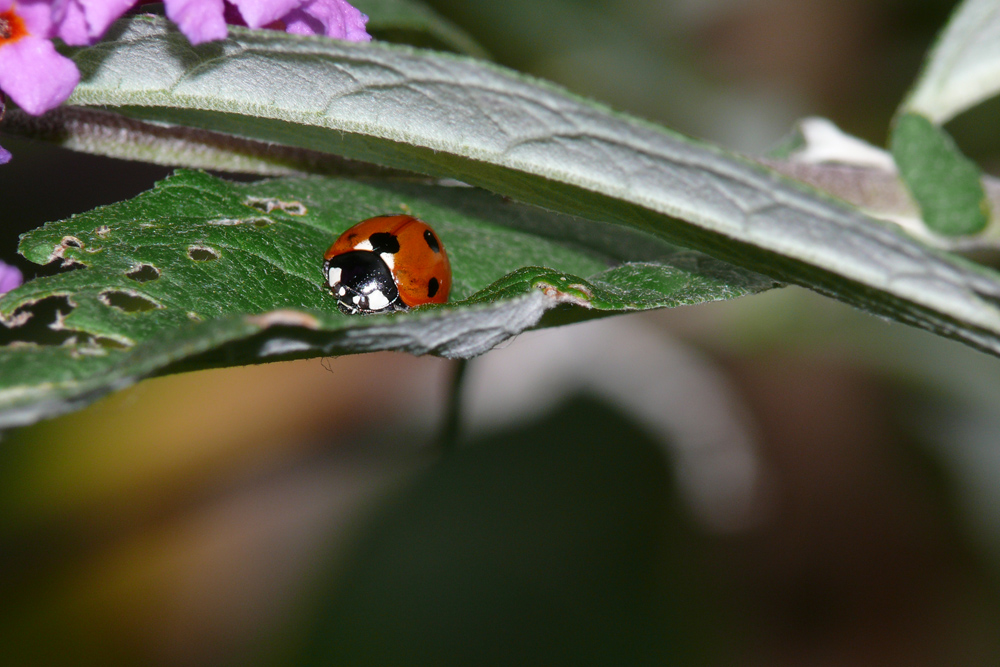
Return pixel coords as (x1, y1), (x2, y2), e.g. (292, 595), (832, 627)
(323, 215), (451, 314)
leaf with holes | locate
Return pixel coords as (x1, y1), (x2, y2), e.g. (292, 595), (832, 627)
(39, 15), (1000, 360)
(0, 171), (775, 429)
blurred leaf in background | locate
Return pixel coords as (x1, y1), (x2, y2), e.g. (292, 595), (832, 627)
(301, 395), (723, 667)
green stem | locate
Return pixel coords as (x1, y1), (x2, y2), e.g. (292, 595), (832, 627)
(437, 357), (468, 453)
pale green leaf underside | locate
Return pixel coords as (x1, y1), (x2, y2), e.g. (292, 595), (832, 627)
(902, 0), (1000, 123)
(60, 16), (1000, 358)
(0, 171), (773, 429)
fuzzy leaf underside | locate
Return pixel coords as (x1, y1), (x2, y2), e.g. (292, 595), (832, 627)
(0, 171), (775, 429)
(54, 16), (1000, 360)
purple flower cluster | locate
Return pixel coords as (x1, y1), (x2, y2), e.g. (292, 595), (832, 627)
(168, 0), (371, 46)
(0, 0), (370, 161)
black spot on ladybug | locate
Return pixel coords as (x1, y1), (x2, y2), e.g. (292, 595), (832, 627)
(423, 229), (441, 253)
(368, 232), (400, 255)
(427, 277), (439, 298)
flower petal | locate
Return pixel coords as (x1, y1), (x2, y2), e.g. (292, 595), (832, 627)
(51, 0), (91, 44)
(230, 0), (299, 29)
(5, 0), (56, 36)
(0, 36), (79, 115)
(283, 0), (370, 41)
(0, 260), (23, 293)
(0, 143), (11, 165)
(164, 0), (228, 44)
(51, 0), (136, 45)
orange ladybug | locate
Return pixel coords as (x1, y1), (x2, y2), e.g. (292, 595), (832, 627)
(322, 215), (451, 314)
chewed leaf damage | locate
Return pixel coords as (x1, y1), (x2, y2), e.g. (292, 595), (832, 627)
(46, 236), (85, 266)
(187, 246), (220, 261)
(100, 290), (163, 313)
(126, 264), (160, 283)
(0, 295), (135, 348)
(244, 196), (307, 215)
(0, 170), (774, 432)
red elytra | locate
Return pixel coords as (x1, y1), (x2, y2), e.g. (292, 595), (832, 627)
(323, 215), (451, 312)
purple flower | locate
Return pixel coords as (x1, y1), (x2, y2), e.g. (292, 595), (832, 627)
(283, 0), (370, 41)
(230, 0), (299, 29)
(51, 0), (136, 46)
(0, 259), (23, 294)
(165, 0), (370, 44)
(0, 0), (370, 162)
(0, 0), (81, 115)
(1, 0), (370, 110)
(164, 0), (228, 45)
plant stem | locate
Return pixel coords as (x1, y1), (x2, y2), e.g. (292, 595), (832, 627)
(437, 358), (468, 453)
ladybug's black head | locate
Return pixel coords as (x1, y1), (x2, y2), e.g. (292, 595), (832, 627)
(323, 250), (402, 314)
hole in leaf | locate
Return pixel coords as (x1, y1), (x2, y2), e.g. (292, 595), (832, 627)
(126, 264), (160, 283)
(67, 335), (133, 353)
(100, 290), (163, 313)
(47, 236), (86, 266)
(0, 296), (138, 349)
(92, 336), (131, 350)
(244, 197), (307, 215)
(188, 246), (220, 262)
(29, 260), (83, 280)
(0, 295), (76, 346)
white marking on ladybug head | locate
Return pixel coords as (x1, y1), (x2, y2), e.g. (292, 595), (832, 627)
(380, 252), (395, 271)
(354, 240), (373, 252)
(367, 290), (391, 311)
(327, 266), (342, 288)
(352, 294), (361, 305)
(337, 286), (347, 297)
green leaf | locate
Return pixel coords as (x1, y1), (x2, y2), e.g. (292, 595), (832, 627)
(357, 0), (490, 59)
(890, 112), (989, 236)
(57, 16), (1000, 360)
(0, 171), (774, 429)
(889, 0), (996, 238)
(902, 0), (1000, 124)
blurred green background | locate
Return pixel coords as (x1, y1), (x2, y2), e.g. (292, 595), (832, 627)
(5, 0), (1000, 664)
